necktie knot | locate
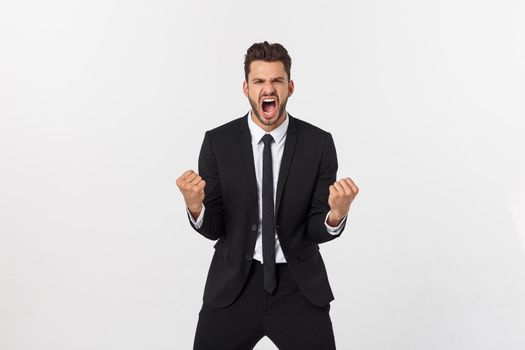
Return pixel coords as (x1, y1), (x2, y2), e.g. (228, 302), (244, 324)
(262, 134), (274, 146)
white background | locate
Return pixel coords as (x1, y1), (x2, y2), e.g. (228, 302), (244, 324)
(1, 0), (524, 349)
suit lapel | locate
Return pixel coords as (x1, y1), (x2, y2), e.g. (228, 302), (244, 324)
(275, 115), (297, 217)
(239, 114), (258, 201)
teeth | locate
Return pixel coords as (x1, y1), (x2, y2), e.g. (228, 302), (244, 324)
(262, 98), (275, 102)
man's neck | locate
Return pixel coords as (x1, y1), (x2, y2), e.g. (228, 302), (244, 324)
(250, 110), (287, 133)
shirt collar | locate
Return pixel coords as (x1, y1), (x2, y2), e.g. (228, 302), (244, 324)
(247, 110), (289, 145)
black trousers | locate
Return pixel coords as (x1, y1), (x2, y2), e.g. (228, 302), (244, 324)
(193, 260), (336, 350)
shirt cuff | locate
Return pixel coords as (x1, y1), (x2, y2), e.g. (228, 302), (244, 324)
(325, 211), (346, 235)
(187, 205), (205, 229)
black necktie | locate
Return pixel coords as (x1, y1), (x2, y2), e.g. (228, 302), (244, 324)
(261, 133), (276, 294)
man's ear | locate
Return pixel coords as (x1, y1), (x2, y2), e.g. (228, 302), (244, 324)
(288, 79), (295, 97)
(243, 81), (248, 97)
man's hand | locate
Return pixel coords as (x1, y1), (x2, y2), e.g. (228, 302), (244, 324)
(176, 170), (206, 219)
(327, 177), (359, 226)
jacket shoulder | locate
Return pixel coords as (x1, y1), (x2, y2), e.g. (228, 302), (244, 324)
(205, 115), (246, 137)
(290, 115), (332, 139)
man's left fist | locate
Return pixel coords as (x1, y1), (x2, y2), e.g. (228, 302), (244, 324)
(327, 177), (359, 226)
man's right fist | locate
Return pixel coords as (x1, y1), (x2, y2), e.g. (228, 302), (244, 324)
(176, 170), (206, 218)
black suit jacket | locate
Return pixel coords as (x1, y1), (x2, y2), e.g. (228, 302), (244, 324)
(188, 113), (346, 308)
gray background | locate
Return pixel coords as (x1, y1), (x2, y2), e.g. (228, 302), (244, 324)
(1, 0), (525, 349)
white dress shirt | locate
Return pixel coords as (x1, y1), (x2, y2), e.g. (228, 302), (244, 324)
(188, 111), (347, 263)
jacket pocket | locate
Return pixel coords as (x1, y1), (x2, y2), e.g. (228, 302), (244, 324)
(213, 238), (229, 259)
(297, 244), (319, 260)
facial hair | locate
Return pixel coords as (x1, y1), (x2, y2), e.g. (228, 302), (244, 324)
(248, 94), (288, 127)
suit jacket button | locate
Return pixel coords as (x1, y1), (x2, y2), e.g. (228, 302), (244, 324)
(245, 254), (253, 260)
(251, 224), (258, 231)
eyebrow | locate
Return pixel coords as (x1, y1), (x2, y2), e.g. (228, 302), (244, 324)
(251, 77), (286, 82)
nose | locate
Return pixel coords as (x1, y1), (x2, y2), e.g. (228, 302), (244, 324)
(261, 81), (276, 95)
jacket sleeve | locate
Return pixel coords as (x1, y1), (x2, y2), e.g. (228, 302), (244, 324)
(305, 132), (347, 243)
(187, 131), (225, 240)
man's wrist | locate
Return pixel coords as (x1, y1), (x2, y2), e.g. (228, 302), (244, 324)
(327, 211), (345, 227)
(187, 204), (203, 220)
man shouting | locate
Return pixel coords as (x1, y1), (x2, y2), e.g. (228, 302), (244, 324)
(176, 41), (359, 350)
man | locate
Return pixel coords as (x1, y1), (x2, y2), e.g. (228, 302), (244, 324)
(176, 41), (358, 350)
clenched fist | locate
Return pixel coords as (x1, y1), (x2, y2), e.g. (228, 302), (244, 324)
(327, 177), (359, 226)
(176, 170), (206, 219)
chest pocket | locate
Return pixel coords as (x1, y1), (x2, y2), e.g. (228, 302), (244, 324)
(289, 168), (316, 178)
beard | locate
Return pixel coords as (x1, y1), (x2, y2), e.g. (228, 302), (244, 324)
(248, 94), (288, 127)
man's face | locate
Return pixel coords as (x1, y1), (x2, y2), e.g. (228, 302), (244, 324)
(243, 60), (294, 131)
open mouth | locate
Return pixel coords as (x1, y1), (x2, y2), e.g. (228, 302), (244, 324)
(261, 97), (277, 118)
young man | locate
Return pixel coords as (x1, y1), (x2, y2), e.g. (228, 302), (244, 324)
(176, 41), (359, 350)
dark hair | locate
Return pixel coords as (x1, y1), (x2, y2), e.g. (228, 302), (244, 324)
(244, 41), (292, 81)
